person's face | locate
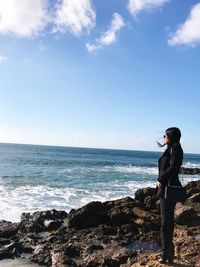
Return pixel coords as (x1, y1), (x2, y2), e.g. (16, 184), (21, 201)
(163, 134), (171, 145)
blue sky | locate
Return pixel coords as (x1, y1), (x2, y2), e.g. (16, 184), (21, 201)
(0, 0), (200, 153)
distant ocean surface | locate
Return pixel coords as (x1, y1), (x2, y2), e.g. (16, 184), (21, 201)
(0, 143), (200, 222)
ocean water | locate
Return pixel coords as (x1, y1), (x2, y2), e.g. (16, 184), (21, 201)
(0, 143), (200, 222)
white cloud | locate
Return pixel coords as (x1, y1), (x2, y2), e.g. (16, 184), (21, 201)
(168, 3), (200, 47)
(86, 13), (125, 52)
(86, 43), (101, 53)
(0, 0), (48, 37)
(53, 0), (96, 36)
(128, 0), (169, 16)
(0, 54), (8, 63)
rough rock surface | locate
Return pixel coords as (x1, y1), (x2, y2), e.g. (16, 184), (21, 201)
(174, 203), (197, 225)
(0, 180), (199, 266)
(181, 167), (200, 175)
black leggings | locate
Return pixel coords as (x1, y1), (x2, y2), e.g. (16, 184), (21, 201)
(160, 198), (176, 252)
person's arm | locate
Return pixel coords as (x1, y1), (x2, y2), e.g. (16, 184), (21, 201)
(157, 146), (181, 185)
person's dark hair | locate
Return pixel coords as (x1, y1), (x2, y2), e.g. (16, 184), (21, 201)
(156, 127), (182, 147)
(165, 127), (181, 143)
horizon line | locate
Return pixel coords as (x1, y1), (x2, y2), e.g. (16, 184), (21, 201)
(0, 141), (199, 155)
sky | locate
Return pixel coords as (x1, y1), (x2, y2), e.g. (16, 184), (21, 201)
(0, 0), (200, 153)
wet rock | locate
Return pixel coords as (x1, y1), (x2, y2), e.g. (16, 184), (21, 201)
(104, 197), (138, 225)
(43, 219), (63, 231)
(91, 224), (118, 236)
(185, 180), (200, 190)
(31, 244), (52, 266)
(108, 209), (132, 225)
(0, 238), (11, 246)
(0, 241), (20, 260)
(67, 201), (108, 229)
(19, 210), (67, 234)
(111, 247), (137, 264)
(104, 197), (136, 213)
(119, 223), (137, 237)
(132, 207), (160, 226)
(51, 247), (78, 267)
(134, 187), (156, 202)
(102, 257), (119, 267)
(175, 203), (197, 225)
(133, 218), (159, 233)
(18, 232), (38, 251)
(186, 187), (200, 197)
(186, 192), (200, 204)
(0, 220), (19, 238)
(144, 196), (157, 210)
(85, 259), (101, 267)
(100, 247), (137, 267)
(64, 243), (80, 257)
(131, 208), (160, 232)
(181, 167), (200, 175)
(85, 244), (104, 253)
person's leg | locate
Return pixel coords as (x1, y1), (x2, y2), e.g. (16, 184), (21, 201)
(160, 198), (168, 253)
(167, 200), (176, 260)
(160, 198), (176, 261)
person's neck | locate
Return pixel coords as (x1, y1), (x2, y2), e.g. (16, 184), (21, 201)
(167, 142), (179, 148)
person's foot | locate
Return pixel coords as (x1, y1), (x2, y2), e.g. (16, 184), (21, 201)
(157, 251), (168, 264)
(168, 243), (175, 263)
(157, 249), (174, 264)
(158, 257), (167, 264)
(168, 258), (174, 264)
(158, 256), (174, 264)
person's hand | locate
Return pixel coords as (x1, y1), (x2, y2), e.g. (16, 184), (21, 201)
(156, 181), (162, 188)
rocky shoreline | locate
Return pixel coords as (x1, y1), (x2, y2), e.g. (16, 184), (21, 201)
(0, 179), (200, 266)
(181, 167), (200, 175)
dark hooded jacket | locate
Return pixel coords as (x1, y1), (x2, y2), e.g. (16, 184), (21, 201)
(156, 142), (183, 198)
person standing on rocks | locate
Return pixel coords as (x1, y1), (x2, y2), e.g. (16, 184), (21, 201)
(156, 127), (183, 264)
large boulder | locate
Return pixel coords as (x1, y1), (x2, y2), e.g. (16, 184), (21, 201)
(186, 192), (200, 204)
(186, 187), (200, 198)
(0, 241), (20, 260)
(181, 167), (200, 175)
(0, 220), (19, 238)
(144, 196), (157, 210)
(67, 201), (108, 229)
(108, 209), (132, 225)
(134, 187), (156, 202)
(103, 197), (136, 211)
(132, 207), (160, 230)
(19, 209), (68, 233)
(133, 207), (160, 224)
(175, 203), (197, 225)
(106, 198), (136, 225)
(185, 180), (200, 191)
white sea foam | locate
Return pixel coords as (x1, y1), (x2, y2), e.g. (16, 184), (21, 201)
(104, 165), (158, 175)
(0, 175), (199, 222)
(126, 180), (155, 190)
(0, 184), (134, 222)
(184, 162), (200, 168)
(60, 165), (158, 175)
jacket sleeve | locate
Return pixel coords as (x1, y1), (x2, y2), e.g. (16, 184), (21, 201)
(157, 146), (181, 185)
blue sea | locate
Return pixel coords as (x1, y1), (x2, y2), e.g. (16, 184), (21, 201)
(0, 143), (200, 222)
